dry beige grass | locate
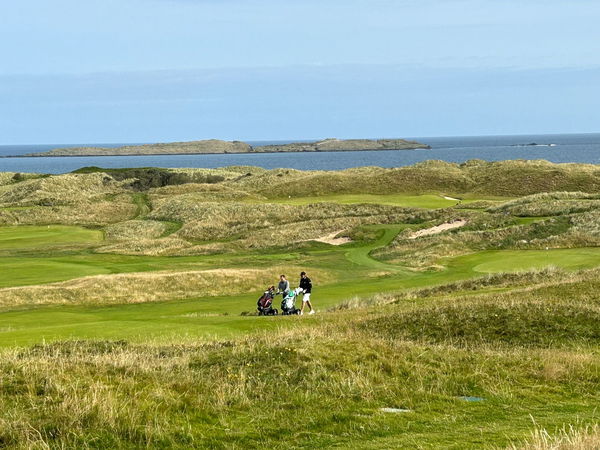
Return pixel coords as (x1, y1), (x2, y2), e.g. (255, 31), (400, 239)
(2, 162), (600, 256)
(0, 173), (138, 225)
(96, 236), (193, 255)
(149, 182), (265, 202)
(221, 160), (600, 199)
(0, 199), (137, 226)
(0, 173), (18, 186)
(511, 425), (600, 450)
(233, 216), (383, 249)
(0, 267), (335, 308)
(224, 167), (308, 192)
(167, 167), (244, 179)
(374, 209), (584, 267)
(149, 198), (412, 251)
(0, 173), (126, 206)
(104, 220), (168, 241)
(0, 265), (599, 447)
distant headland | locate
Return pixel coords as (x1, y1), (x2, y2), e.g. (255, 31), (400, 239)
(15, 138), (431, 157)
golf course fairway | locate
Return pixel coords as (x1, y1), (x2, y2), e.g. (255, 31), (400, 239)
(2, 221), (600, 347)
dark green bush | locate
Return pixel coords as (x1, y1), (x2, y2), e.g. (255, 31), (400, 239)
(11, 172), (25, 182)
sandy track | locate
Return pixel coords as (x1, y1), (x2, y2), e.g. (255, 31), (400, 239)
(312, 230), (352, 245)
(409, 220), (467, 239)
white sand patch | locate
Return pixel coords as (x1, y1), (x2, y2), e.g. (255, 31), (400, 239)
(409, 220), (467, 239)
(443, 195), (461, 201)
(312, 230), (352, 246)
(380, 407), (412, 413)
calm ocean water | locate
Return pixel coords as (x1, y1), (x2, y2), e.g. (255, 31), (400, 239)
(0, 134), (599, 174)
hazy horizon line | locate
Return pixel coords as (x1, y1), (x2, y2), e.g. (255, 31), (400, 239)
(2, 131), (600, 148)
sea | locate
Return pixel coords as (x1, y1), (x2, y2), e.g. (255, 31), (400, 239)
(0, 133), (599, 174)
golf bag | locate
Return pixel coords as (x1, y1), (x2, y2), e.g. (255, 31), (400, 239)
(281, 288), (303, 315)
(257, 290), (278, 316)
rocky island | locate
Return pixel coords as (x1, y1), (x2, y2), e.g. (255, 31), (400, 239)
(252, 138), (431, 152)
(18, 138), (430, 157)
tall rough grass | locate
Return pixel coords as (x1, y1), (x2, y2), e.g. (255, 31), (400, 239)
(0, 267), (334, 308)
(96, 236), (193, 255)
(489, 192), (600, 217)
(328, 267), (581, 311)
(103, 220), (169, 241)
(3, 162), (600, 252)
(225, 160), (600, 198)
(512, 425), (600, 450)
(0, 173), (126, 206)
(150, 182), (266, 202)
(0, 313), (598, 447)
(147, 199), (426, 251)
(363, 273), (600, 348)
(0, 199), (137, 226)
(0, 173), (18, 186)
(0, 173), (138, 225)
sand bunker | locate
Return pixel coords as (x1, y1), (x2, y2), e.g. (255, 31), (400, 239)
(443, 196), (461, 201)
(409, 220), (467, 239)
(312, 230), (352, 246)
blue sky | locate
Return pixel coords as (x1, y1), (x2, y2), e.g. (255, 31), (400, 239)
(0, 0), (599, 144)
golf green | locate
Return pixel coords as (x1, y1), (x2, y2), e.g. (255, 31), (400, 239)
(0, 225), (102, 249)
(471, 248), (600, 273)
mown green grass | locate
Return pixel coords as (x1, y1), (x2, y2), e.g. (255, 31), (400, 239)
(5, 217), (598, 292)
(0, 225), (101, 250)
(269, 193), (509, 209)
(0, 257), (115, 288)
(471, 248), (600, 273)
(2, 198), (600, 347)
(270, 193), (461, 208)
(3, 237), (600, 347)
(0, 253), (220, 288)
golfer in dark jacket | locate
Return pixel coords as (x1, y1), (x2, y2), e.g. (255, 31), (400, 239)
(299, 271), (314, 315)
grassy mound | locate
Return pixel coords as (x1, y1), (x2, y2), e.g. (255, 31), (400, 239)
(148, 198), (422, 251)
(238, 160), (600, 198)
(364, 301), (600, 347)
(72, 167), (227, 190)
